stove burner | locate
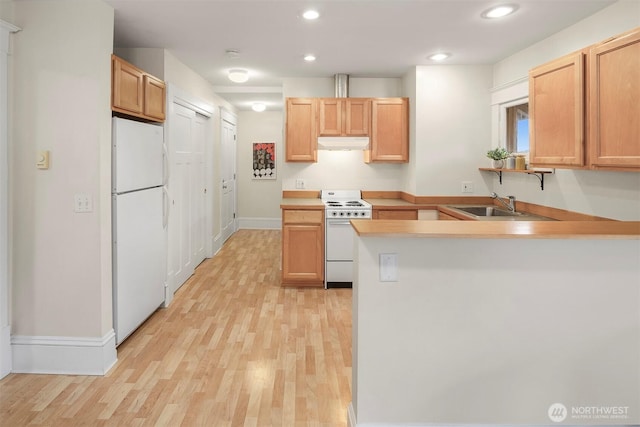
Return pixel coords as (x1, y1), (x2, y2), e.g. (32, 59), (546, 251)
(345, 201), (364, 207)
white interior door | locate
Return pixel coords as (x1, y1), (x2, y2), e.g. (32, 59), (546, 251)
(167, 101), (209, 298)
(168, 103), (194, 292)
(191, 113), (207, 265)
(220, 114), (236, 244)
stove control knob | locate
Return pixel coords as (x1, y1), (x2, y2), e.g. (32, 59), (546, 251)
(332, 212), (337, 217)
(346, 212), (351, 217)
(339, 212), (344, 216)
(360, 212), (366, 216)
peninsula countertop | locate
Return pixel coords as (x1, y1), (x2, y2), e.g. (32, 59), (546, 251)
(350, 219), (640, 239)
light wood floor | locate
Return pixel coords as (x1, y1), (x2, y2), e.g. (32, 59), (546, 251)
(0, 229), (353, 426)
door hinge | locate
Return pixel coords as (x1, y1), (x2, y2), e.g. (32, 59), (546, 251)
(233, 213), (236, 219)
(204, 188), (207, 194)
(233, 173), (236, 180)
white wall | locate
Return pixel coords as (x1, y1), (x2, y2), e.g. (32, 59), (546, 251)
(413, 65), (493, 196)
(352, 235), (640, 425)
(10, 0), (114, 339)
(237, 110), (283, 228)
(490, 1), (640, 220)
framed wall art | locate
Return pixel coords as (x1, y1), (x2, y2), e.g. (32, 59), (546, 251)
(252, 142), (276, 180)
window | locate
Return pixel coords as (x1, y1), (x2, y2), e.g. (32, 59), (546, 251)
(506, 102), (529, 153)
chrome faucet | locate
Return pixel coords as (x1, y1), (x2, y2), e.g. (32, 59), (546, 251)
(490, 192), (516, 212)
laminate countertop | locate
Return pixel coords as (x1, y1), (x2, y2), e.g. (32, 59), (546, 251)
(280, 198), (324, 210)
(350, 219), (640, 239)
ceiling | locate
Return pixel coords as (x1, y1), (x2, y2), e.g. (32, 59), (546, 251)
(105, 0), (616, 111)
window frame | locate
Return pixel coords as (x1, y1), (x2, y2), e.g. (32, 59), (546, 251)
(499, 97), (529, 155)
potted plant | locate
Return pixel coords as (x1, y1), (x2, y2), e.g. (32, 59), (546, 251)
(486, 147), (510, 169)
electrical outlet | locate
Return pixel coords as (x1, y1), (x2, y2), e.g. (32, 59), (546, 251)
(295, 178), (305, 189)
(461, 181), (474, 193)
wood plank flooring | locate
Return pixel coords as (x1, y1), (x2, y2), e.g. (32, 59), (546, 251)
(0, 230), (353, 426)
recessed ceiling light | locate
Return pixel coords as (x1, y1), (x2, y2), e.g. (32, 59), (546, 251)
(228, 69), (249, 83)
(481, 4), (518, 19)
(302, 9), (319, 20)
(252, 103), (266, 112)
(428, 53), (451, 61)
(304, 54), (316, 62)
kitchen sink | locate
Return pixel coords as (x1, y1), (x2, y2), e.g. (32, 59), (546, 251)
(445, 205), (554, 221)
(454, 206), (521, 217)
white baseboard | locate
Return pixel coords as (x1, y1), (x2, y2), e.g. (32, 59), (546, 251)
(11, 330), (117, 375)
(237, 217), (281, 230)
(1, 324), (11, 378)
(348, 402), (357, 427)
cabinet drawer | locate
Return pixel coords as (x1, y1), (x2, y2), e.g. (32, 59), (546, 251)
(375, 209), (417, 220)
(283, 210), (323, 224)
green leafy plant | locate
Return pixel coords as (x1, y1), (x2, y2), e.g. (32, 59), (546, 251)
(486, 147), (510, 160)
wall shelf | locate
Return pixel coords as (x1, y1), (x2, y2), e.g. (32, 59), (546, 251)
(479, 168), (554, 190)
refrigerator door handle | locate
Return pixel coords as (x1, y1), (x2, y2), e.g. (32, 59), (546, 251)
(163, 143), (170, 187)
(162, 186), (170, 229)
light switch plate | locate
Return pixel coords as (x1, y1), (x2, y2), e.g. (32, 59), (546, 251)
(74, 193), (93, 213)
(379, 253), (398, 282)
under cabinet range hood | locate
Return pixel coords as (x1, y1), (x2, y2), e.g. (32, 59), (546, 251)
(317, 74), (370, 150)
(318, 136), (370, 151)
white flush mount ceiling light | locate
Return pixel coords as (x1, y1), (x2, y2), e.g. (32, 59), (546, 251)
(481, 4), (519, 19)
(304, 54), (316, 62)
(252, 103), (266, 112)
(228, 69), (249, 83)
(428, 53), (451, 61)
(302, 9), (320, 20)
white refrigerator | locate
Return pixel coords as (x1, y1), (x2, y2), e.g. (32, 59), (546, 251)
(112, 117), (167, 346)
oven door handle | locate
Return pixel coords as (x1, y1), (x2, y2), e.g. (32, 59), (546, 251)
(327, 220), (353, 226)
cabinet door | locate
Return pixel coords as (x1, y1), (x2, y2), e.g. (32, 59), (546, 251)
(282, 223), (324, 285)
(589, 29), (640, 169)
(318, 99), (343, 136)
(345, 98), (370, 136)
(286, 98), (317, 162)
(367, 98), (408, 163)
(144, 75), (166, 122)
(529, 52), (585, 167)
(112, 56), (144, 115)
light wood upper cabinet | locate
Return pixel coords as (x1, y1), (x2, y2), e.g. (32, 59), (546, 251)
(281, 209), (324, 286)
(528, 27), (640, 171)
(143, 75), (166, 122)
(589, 28), (640, 170)
(112, 55), (166, 123)
(366, 97), (409, 163)
(112, 56), (144, 116)
(286, 98), (317, 162)
(529, 52), (585, 167)
(318, 98), (370, 136)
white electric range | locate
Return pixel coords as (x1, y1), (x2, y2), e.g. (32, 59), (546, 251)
(321, 190), (372, 288)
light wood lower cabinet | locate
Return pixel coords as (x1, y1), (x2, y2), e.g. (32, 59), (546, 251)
(373, 209), (418, 220)
(281, 209), (324, 286)
(438, 212), (461, 221)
